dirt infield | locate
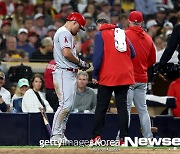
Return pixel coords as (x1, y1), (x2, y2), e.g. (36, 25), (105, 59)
(0, 147), (180, 154)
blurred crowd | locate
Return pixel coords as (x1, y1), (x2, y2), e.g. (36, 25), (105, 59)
(0, 0), (180, 115)
(0, 0), (179, 63)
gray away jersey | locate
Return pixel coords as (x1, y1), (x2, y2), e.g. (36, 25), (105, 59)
(53, 26), (78, 69)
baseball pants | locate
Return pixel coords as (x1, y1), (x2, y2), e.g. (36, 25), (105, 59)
(127, 82), (153, 138)
(51, 69), (77, 137)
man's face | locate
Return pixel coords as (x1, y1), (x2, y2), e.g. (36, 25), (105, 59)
(0, 78), (5, 88)
(17, 33), (28, 42)
(77, 75), (88, 88)
(71, 21), (81, 36)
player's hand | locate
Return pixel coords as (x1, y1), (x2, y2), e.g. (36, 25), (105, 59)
(78, 59), (91, 70)
(92, 78), (98, 84)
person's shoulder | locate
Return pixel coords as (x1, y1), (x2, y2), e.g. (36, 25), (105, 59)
(86, 87), (96, 93)
(1, 87), (11, 96)
(24, 89), (33, 95)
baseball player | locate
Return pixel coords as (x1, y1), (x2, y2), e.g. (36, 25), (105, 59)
(50, 12), (90, 144)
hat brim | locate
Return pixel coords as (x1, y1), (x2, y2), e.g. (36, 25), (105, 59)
(80, 26), (85, 31)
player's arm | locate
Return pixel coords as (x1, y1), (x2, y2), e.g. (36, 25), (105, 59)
(62, 47), (79, 64)
(62, 47), (90, 69)
(92, 31), (104, 80)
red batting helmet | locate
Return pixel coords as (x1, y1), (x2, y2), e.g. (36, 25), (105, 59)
(67, 12), (86, 31)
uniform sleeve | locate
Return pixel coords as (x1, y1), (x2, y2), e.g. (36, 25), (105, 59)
(160, 25), (180, 64)
(92, 31), (104, 80)
(148, 42), (156, 68)
(127, 39), (136, 59)
(59, 31), (72, 50)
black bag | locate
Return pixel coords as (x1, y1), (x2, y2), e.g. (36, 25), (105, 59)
(7, 64), (33, 83)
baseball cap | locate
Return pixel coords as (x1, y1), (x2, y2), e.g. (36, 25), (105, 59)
(34, 13), (44, 20)
(128, 11), (143, 23)
(83, 13), (92, 19)
(146, 20), (158, 29)
(1, 20), (11, 28)
(47, 25), (57, 32)
(28, 30), (39, 37)
(41, 37), (53, 46)
(0, 71), (5, 79)
(18, 28), (28, 34)
(18, 78), (29, 88)
(163, 22), (173, 29)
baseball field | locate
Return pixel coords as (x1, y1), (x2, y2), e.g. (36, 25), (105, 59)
(0, 146), (180, 154)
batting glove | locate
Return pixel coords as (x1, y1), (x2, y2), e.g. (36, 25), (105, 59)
(78, 59), (91, 70)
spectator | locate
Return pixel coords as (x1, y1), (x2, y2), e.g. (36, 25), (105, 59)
(22, 74), (53, 113)
(120, 14), (129, 30)
(0, 20), (12, 51)
(54, 18), (66, 29)
(1, 36), (29, 62)
(97, 2), (111, 22)
(11, 78), (29, 113)
(46, 25), (57, 39)
(135, 0), (157, 18)
(44, 0), (57, 20)
(30, 37), (53, 62)
(167, 76), (180, 117)
(0, 71), (11, 112)
(16, 28), (35, 58)
(23, 17), (33, 32)
(44, 59), (59, 112)
(72, 71), (97, 113)
(28, 30), (40, 49)
(82, 2), (98, 24)
(146, 19), (160, 39)
(81, 25), (96, 54)
(31, 13), (47, 39)
(4, 0), (15, 15)
(11, 1), (26, 35)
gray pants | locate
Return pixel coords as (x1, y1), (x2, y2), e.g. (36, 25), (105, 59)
(117, 83), (153, 139)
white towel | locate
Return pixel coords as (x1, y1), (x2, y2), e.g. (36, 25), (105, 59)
(114, 28), (126, 52)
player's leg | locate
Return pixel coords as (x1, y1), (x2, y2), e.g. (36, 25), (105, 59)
(51, 70), (77, 139)
(116, 85), (134, 139)
(91, 85), (113, 139)
(114, 85), (130, 141)
(133, 82), (153, 138)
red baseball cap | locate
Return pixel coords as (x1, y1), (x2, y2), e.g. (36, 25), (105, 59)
(128, 11), (143, 23)
(1, 20), (11, 28)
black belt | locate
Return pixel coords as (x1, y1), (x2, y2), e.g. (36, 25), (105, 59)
(66, 68), (78, 73)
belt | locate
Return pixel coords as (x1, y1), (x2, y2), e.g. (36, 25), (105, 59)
(66, 68), (78, 73)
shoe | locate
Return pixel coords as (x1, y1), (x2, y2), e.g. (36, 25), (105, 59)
(119, 140), (125, 146)
(89, 136), (101, 146)
(50, 135), (72, 146)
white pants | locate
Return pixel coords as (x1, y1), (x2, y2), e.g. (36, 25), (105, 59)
(51, 69), (77, 137)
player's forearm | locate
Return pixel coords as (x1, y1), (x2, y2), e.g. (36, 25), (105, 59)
(62, 48), (79, 64)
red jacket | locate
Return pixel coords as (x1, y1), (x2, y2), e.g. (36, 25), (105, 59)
(126, 26), (156, 83)
(44, 60), (56, 89)
(94, 24), (135, 86)
(168, 78), (180, 117)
